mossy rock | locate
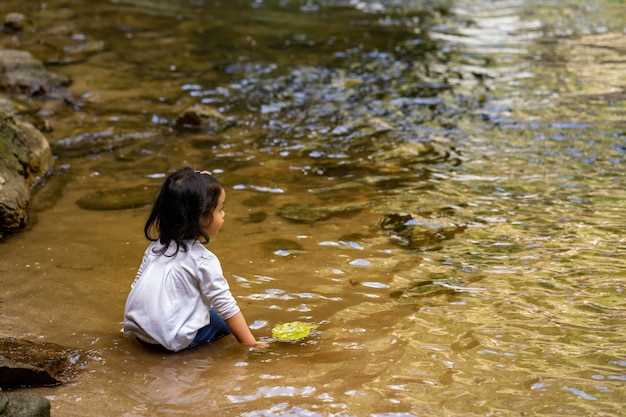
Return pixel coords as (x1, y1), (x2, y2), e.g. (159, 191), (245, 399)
(277, 202), (365, 224)
(76, 185), (158, 211)
(0, 110), (53, 233)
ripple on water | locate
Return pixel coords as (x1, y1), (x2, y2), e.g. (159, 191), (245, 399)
(361, 281), (390, 289)
(563, 387), (598, 401)
(227, 386), (316, 404)
(241, 405), (323, 417)
(349, 258), (371, 267)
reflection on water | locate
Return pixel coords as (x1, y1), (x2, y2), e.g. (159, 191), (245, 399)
(0, 0), (625, 415)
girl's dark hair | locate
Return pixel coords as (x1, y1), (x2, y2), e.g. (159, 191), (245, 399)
(145, 167), (222, 256)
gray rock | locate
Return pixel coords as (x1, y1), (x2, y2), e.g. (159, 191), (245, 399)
(0, 337), (83, 389)
(0, 49), (70, 97)
(0, 392), (50, 417)
(3, 13), (26, 32)
(0, 111), (53, 235)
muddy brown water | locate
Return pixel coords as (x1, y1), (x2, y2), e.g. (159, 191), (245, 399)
(1, 0), (625, 416)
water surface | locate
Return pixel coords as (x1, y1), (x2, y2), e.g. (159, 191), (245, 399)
(0, 0), (625, 416)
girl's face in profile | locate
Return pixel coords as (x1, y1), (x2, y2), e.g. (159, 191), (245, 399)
(202, 187), (226, 238)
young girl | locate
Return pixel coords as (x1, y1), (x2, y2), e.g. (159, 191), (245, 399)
(123, 167), (267, 351)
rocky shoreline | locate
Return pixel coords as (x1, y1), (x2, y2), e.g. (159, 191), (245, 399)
(0, 13), (78, 417)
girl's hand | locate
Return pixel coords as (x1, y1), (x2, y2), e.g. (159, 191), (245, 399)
(252, 341), (270, 349)
(226, 312), (267, 348)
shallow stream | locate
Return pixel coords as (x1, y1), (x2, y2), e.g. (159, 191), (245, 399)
(0, 0), (625, 416)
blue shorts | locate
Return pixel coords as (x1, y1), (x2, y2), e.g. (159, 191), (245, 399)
(187, 309), (231, 349)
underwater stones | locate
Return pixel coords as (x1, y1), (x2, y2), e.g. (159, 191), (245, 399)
(0, 111), (53, 234)
(52, 130), (157, 157)
(379, 213), (465, 249)
(3, 13), (26, 32)
(243, 211), (267, 223)
(76, 184), (157, 211)
(0, 392), (50, 417)
(0, 337), (83, 389)
(389, 278), (461, 299)
(175, 104), (232, 132)
(0, 49), (70, 97)
(369, 140), (454, 166)
(92, 155), (169, 179)
(277, 202), (365, 224)
(30, 165), (70, 212)
(262, 238), (303, 254)
(189, 137), (220, 149)
(63, 40), (105, 56)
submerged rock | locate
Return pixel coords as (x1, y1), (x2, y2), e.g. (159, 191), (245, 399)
(63, 40), (105, 56)
(174, 104), (233, 132)
(0, 392), (50, 417)
(76, 184), (158, 211)
(52, 130), (157, 157)
(0, 111), (53, 235)
(0, 49), (70, 97)
(277, 202), (366, 223)
(390, 278), (462, 299)
(0, 337), (83, 389)
(262, 238), (303, 253)
(380, 213), (466, 249)
(30, 165), (71, 212)
(242, 211), (267, 223)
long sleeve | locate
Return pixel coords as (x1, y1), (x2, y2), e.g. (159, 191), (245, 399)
(130, 244), (153, 288)
(197, 256), (240, 320)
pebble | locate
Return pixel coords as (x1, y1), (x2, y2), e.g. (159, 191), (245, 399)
(4, 13), (26, 32)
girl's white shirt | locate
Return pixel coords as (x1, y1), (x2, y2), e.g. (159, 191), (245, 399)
(122, 240), (240, 351)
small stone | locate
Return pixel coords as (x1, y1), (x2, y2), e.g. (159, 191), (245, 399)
(380, 213), (466, 249)
(262, 238), (303, 253)
(4, 13), (26, 32)
(0, 392), (50, 417)
(175, 104), (227, 131)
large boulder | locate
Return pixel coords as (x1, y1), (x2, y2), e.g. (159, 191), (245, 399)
(0, 392), (50, 417)
(0, 337), (84, 389)
(0, 111), (53, 235)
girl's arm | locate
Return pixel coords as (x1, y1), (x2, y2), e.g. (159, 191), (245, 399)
(226, 311), (265, 347)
